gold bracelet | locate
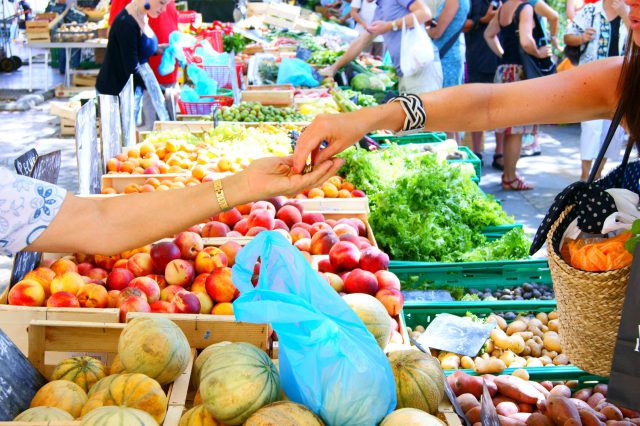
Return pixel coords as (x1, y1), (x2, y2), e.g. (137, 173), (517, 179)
(213, 179), (229, 211)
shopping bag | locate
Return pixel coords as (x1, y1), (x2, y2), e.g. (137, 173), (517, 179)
(400, 13), (435, 77)
(277, 58), (320, 87)
(232, 231), (397, 426)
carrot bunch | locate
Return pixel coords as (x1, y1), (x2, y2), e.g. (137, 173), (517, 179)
(561, 231), (633, 272)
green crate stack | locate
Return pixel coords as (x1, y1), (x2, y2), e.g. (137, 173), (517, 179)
(368, 132), (448, 145)
(481, 223), (523, 241)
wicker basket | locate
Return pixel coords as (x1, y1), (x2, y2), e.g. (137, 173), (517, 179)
(546, 205), (630, 376)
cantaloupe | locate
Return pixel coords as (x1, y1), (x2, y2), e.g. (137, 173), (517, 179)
(380, 408), (446, 425)
(80, 405), (158, 425)
(244, 401), (324, 426)
(192, 341), (231, 386)
(118, 316), (190, 385)
(14, 406), (74, 421)
(51, 356), (107, 393)
(387, 350), (445, 415)
(110, 354), (126, 374)
(199, 342), (281, 425)
(30, 380), (88, 418)
(178, 404), (223, 426)
(88, 374), (119, 397)
(342, 293), (392, 349)
(81, 373), (167, 424)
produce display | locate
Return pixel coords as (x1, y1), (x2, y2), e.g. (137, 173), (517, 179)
(457, 283), (555, 302)
(218, 102), (308, 122)
(308, 50), (344, 66)
(450, 371), (640, 425)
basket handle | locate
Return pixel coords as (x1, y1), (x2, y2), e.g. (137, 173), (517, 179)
(587, 103), (629, 183)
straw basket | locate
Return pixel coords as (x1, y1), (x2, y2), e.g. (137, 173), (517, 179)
(546, 205), (630, 376)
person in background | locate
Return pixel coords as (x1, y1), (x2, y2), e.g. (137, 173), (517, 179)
(565, 0), (629, 180)
(463, 0), (502, 161)
(0, 156), (342, 257)
(17, 0), (32, 29)
(320, 0), (442, 94)
(339, 0), (355, 27)
(351, 0), (385, 56)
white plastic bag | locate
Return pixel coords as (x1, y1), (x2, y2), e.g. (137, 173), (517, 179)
(400, 13), (435, 77)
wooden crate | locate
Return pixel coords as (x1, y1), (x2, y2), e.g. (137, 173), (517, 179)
(72, 72), (98, 87)
(247, 2), (268, 17)
(54, 83), (96, 98)
(245, 84), (294, 91)
(101, 173), (190, 193)
(50, 101), (80, 121)
(263, 3), (300, 29)
(26, 20), (51, 42)
(241, 90), (294, 106)
(60, 117), (76, 136)
(293, 18), (319, 35)
(153, 121), (213, 132)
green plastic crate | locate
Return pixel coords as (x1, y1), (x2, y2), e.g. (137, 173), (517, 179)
(442, 366), (607, 385)
(481, 223), (524, 242)
(449, 146), (482, 182)
(368, 132), (448, 144)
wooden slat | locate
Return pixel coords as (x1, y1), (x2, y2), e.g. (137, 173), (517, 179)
(163, 348), (196, 426)
(153, 121), (213, 132)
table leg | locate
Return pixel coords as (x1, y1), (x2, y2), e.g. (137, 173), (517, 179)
(28, 47), (32, 92)
(65, 48), (71, 87)
(44, 51), (49, 90)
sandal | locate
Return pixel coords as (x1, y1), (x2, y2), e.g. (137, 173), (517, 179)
(502, 175), (534, 191)
(492, 154), (504, 171)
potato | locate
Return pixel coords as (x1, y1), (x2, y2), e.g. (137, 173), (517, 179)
(549, 385), (572, 398)
(507, 320), (528, 335)
(501, 350), (516, 366)
(512, 369), (530, 380)
(526, 358), (544, 367)
(566, 380), (580, 389)
(492, 349), (505, 358)
(489, 314), (508, 331)
(457, 393), (480, 414)
(543, 332), (562, 352)
(548, 319), (559, 332)
(529, 318), (544, 329)
(548, 311), (559, 320)
(515, 356), (528, 365)
(475, 357), (507, 374)
(528, 325), (544, 338)
(539, 356), (553, 365)
(516, 315), (529, 323)
(521, 346), (532, 357)
(541, 325), (549, 333)
(485, 339), (495, 354)
(601, 406), (624, 421)
(492, 327), (512, 350)
(593, 384), (608, 397)
(415, 325), (425, 332)
(588, 393), (606, 409)
(547, 396), (581, 424)
(510, 335), (526, 354)
(509, 362), (525, 368)
(542, 349), (558, 359)
(553, 354), (570, 365)
(461, 356), (475, 370)
(536, 312), (549, 325)
(514, 331), (535, 341)
(527, 340), (543, 358)
(526, 413), (554, 426)
(497, 401), (519, 417)
(482, 352), (491, 360)
(440, 353), (461, 369)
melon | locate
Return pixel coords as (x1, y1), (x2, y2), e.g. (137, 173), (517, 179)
(178, 404), (223, 426)
(118, 316), (190, 385)
(88, 374), (119, 397)
(244, 401), (325, 426)
(81, 373), (167, 423)
(388, 350), (445, 414)
(110, 354), (126, 374)
(81, 405), (158, 425)
(14, 406), (74, 421)
(192, 341), (231, 386)
(30, 380), (88, 418)
(380, 408), (446, 425)
(342, 293), (392, 349)
(199, 342), (281, 425)
(51, 356), (107, 393)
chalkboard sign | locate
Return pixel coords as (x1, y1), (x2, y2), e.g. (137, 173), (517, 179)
(14, 149), (38, 177)
(75, 100), (101, 195)
(10, 251), (42, 286)
(119, 75), (136, 149)
(99, 94), (122, 174)
(0, 328), (47, 420)
(137, 63), (169, 121)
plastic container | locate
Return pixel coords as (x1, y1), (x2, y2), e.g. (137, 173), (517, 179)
(197, 63), (244, 89)
(202, 29), (224, 53)
(177, 10), (197, 23)
(368, 132), (448, 144)
(481, 223), (524, 242)
(177, 95), (233, 115)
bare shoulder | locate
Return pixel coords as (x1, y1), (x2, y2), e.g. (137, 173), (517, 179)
(567, 57), (623, 108)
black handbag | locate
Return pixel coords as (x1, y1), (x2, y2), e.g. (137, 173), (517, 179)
(514, 3), (557, 79)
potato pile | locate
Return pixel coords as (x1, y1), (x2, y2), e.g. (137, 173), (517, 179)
(408, 311), (569, 374)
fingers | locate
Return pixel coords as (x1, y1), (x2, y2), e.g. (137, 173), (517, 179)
(301, 158), (345, 189)
(293, 119), (326, 173)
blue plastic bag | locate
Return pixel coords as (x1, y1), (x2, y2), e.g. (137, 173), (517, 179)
(232, 232), (396, 426)
(159, 31), (197, 75)
(277, 58), (320, 87)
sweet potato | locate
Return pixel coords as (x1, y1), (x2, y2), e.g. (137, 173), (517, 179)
(580, 408), (606, 426)
(497, 402), (520, 417)
(540, 381), (555, 391)
(526, 413), (554, 426)
(519, 403), (534, 413)
(537, 399), (548, 413)
(531, 381), (551, 399)
(565, 419), (582, 426)
(601, 406), (624, 421)
(473, 423), (482, 426)
(588, 393), (606, 409)
(605, 421), (633, 426)
(494, 395), (519, 405)
(495, 375), (545, 404)
(547, 396), (581, 425)
(457, 393), (480, 413)
(499, 415), (527, 426)
(466, 406), (481, 424)
(620, 408), (640, 418)
(627, 419), (640, 425)
(593, 384), (608, 396)
(549, 385), (572, 398)
(448, 371), (483, 397)
(572, 401), (608, 421)
(510, 413), (533, 423)
(574, 388), (594, 401)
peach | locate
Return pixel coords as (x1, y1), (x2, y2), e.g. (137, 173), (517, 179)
(358, 237), (372, 250)
(194, 291), (213, 314)
(268, 196), (287, 211)
(308, 188), (324, 198)
(325, 219), (337, 227)
(246, 226), (268, 237)
(301, 251), (313, 264)
(309, 222), (333, 236)
(51, 272), (85, 295)
(218, 208), (243, 228)
(390, 316), (399, 332)
(106, 268), (135, 291)
(50, 258), (78, 276)
(302, 212), (325, 225)
(77, 262), (94, 276)
(329, 241), (361, 271)
(24, 267), (55, 296)
(219, 241), (242, 267)
(333, 223), (358, 238)
(359, 247), (389, 273)
(290, 227), (311, 243)
(336, 218), (365, 236)
(160, 285), (184, 303)
(107, 290), (121, 308)
(77, 284), (109, 308)
(322, 182), (339, 198)
(276, 205), (302, 228)
(211, 302), (234, 315)
(130, 276), (161, 304)
(294, 238), (312, 252)
(47, 291), (80, 308)
(318, 259), (335, 273)
(150, 300), (175, 313)
(274, 229), (292, 243)
(250, 201), (276, 215)
(190, 273), (210, 294)
(150, 242), (182, 273)
(8, 279), (46, 306)
(292, 222), (312, 232)
(119, 287), (146, 304)
(274, 219), (290, 231)
(351, 190), (366, 197)
(173, 290), (201, 314)
(113, 259), (129, 270)
(344, 268), (379, 295)
(186, 224), (203, 234)
(127, 253), (154, 277)
(236, 203), (253, 215)
(119, 296), (151, 322)
(376, 288), (404, 316)
(375, 270), (401, 291)
(93, 255), (121, 271)
(324, 273), (345, 292)
(195, 247), (228, 274)
(205, 267), (238, 303)
(201, 221), (231, 238)
(247, 210), (275, 231)
(338, 189), (352, 198)
(285, 200), (304, 215)
(227, 231), (243, 237)
(338, 234), (360, 246)
(310, 230), (339, 255)
(234, 218), (249, 236)
(173, 231), (204, 260)
(146, 274), (166, 289)
(165, 259), (195, 287)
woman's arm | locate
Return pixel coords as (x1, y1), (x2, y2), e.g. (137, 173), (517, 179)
(484, 12), (504, 57)
(534, 1), (559, 38)
(429, 0), (459, 39)
(117, 18), (140, 76)
(292, 57), (623, 172)
(321, 31), (375, 75)
(518, 5), (545, 57)
(27, 156), (343, 255)
(367, 0), (432, 35)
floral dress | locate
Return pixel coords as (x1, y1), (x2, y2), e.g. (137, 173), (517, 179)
(0, 167), (66, 256)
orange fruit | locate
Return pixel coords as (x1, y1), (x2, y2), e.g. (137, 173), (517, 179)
(321, 183), (339, 198)
(308, 188), (325, 198)
(211, 302), (234, 315)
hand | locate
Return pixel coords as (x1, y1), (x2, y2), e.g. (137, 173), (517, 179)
(537, 45), (552, 58)
(582, 27), (596, 43)
(550, 36), (562, 51)
(292, 113), (370, 173)
(481, 4), (497, 22)
(367, 20), (392, 35)
(232, 155), (345, 204)
(611, 0), (627, 16)
(319, 66), (336, 77)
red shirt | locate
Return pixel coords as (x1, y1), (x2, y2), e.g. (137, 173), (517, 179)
(108, 0), (178, 85)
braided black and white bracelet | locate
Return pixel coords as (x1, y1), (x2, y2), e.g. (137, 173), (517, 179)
(387, 94), (427, 133)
